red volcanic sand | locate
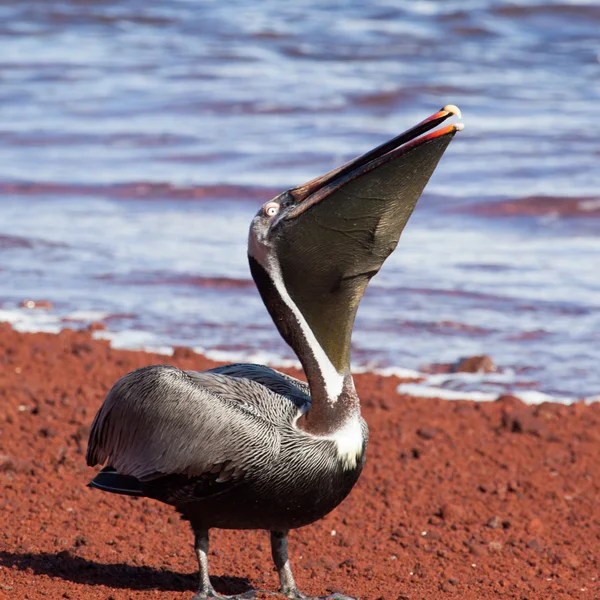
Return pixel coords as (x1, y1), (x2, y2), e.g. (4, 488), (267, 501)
(1, 324), (599, 599)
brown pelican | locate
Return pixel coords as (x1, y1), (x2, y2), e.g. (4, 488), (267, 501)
(86, 106), (463, 599)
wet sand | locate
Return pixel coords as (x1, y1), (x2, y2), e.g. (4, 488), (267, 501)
(0, 324), (598, 599)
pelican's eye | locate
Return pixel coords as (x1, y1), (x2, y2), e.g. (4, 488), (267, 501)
(263, 201), (280, 218)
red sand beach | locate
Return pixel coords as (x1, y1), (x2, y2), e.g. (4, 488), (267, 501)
(0, 324), (598, 599)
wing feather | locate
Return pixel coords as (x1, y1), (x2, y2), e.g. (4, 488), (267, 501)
(86, 365), (281, 482)
(206, 363), (310, 405)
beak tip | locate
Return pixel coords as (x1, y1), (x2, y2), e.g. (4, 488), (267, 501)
(454, 122), (465, 132)
(442, 104), (462, 119)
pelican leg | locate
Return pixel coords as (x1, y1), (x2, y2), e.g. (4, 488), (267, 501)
(191, 530), (256, 600)
(192, 529), (220, 599)
(270, 530), (309, 599)
(270, 530), (358, 600)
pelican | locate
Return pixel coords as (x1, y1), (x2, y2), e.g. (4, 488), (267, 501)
(86, 106), (463, 599)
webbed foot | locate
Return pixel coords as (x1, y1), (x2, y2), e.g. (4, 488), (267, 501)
(280, 591), (358, 600)
(270, 531), (359, 600)
(192, 529), (257, 599)
(192, 590), (255, 600)
(280, 588), (311, 599)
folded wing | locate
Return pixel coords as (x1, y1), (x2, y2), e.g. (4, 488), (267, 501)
(86, 365), (282, 483)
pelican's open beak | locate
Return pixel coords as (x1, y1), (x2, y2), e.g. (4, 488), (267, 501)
(282, 105), (463, 220)
(261, 106), (463, 373)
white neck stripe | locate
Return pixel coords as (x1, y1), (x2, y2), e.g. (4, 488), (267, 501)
(266, 255), (344, 403)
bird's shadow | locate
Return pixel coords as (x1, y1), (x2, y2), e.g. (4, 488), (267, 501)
(0, 550), (252, 595)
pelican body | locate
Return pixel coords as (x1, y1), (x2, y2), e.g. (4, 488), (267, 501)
(86, 106), (463, 599)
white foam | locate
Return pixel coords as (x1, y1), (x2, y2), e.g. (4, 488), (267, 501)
(396, 378), (581, 404)
(195, 346), (302, 369)
(356, 365), (423, 379)
(92, 329), (173, 356)
(397, 382), (498, 402)
(64, 310), (109, 322)
(0, 308), (593, 405)
(0, 308), (62, 333)
(426, 370), (516, 387)
(579, 199), (600, 212)
(512, 389), (574, 405)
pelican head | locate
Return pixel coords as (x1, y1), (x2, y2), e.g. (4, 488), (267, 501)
(248, 106), (463, 405)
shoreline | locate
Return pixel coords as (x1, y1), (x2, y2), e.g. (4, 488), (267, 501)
(3, 308), (594, 405)
(1, 324), (598, 599)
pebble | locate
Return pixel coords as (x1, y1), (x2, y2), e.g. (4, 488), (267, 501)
(439, 503), (465, 523)
(526, 538), (544, 552)
(486, 515), (502, 529)
(499, 397), (549, 438)
(416, 427), (437, 440)
(452, 355), (497, 373)
(526, 517), (544, 535)
(560, 552), (582, 569)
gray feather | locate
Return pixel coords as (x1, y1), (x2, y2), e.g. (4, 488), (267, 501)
(86, 364), (304, 482)
(206, 363), (310, 406)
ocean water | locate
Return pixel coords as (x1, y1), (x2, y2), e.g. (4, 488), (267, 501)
(0, 0), (599, 401)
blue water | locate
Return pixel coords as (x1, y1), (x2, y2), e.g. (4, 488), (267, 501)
(1, 1), (599, 400)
